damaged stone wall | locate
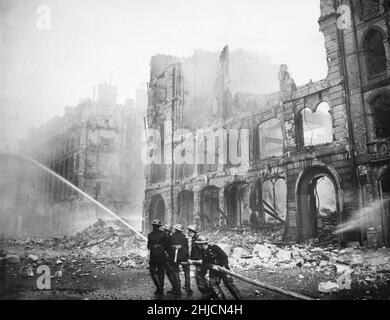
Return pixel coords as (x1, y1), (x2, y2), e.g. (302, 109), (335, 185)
(340, 0), (390, 246)
(144, 0), (390, 246)
(144, 0), (356, 246)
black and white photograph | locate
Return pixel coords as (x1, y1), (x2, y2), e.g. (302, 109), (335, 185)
(1, 0), (390, 308)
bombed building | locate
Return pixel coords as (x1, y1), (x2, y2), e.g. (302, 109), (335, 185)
(0, 84), (146, 237)
(143, 0), (390, 247)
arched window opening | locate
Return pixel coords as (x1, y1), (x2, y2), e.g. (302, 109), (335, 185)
(297, 167), (341, 244)
(177, 191), (194, 226)
(378, 169), (390, 245)
(262, 181), (274, 223)
(149, 194), (165, 226)
(261, 179), (287, 223)
(201, 187), (220, 230)
(370, 94), (390, 139)
(225, 183), (249, 227)
(359, 0), (380, 17)
(258, 118), (283, 159)
(364, 29), (387, 78)
(301, 102), (333, 146)
(275, 178), (287, 220)
(314, 176), (337, 242)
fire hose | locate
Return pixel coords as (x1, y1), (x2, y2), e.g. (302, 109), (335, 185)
(184, 261), (315, 301)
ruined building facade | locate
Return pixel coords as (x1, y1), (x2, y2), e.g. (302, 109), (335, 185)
(0, 84), (145, 237)
(143, 0), (390, 246)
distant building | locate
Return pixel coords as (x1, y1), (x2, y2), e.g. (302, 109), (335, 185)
(136, 83), (148, 116)
(0, 84), (145, 237)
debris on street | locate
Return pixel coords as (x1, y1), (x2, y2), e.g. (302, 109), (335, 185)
(200, 229), (390, 294)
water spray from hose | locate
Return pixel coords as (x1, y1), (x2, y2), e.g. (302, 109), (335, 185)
(0, 152), (147, 242)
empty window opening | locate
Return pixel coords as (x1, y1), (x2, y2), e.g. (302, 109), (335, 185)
(149, 194), (165, 227)
(261, 179), (287, 224)
(225, 183), (249, 228)
(301, 102), (333, 146)
(364, 29), (387, 78)
(370, 94), (390, 139)
(378, 169), (390, 245)
(177, 191), (194, 227)
(201, 187), (220, 230)
(315, 176), (338, 243)
(297, 169), (340, 244)
(258, 118), (283, 159)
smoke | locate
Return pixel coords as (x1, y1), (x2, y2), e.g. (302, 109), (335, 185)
(0, 153), (146, 239)
(0, 0), (326, 151)
(335, 198), (389, 235)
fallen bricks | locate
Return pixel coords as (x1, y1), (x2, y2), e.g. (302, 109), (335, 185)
(3, 219), (149, 270)
(3, 222), (390, 292)
(198, 230), (390, 294)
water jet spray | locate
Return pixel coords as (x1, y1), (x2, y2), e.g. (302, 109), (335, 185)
(0, 152), (147, 241)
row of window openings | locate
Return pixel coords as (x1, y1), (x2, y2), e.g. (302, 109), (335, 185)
(155, 102), (333, 163)
(150, 103), (333, 182)
(29, 175), (80, 202)
(39, 135), (81, 165)
(50, 155), (81, 177)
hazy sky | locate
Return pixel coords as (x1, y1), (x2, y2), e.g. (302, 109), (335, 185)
(0, 0), (327, 149)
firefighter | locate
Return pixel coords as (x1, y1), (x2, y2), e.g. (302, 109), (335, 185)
(192, 236), (242, 300)
(187, 225), (213, 299)
(162, 224), (179, 295)
(147, 219), (167, 296)
(168, 224), (191, 296)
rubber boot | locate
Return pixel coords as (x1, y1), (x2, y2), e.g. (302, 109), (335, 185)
(151, 274), (163, 296)
(210, 278), (225, 300)
(184, 267), (193, 296)
(158, 271), (165, 294)
(166, 272), (176, 294)
(173, 272), (182, 297)
(227, 284), (242, 300)
(224, 275), (242, 300)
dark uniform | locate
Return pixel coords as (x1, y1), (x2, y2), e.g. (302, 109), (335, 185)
(147, 224), (168, 295)
(167, 226), (190, 295)
(201, 243), (242, 300)
(162, 225), (180, 294)
(190, 233), (212, 298)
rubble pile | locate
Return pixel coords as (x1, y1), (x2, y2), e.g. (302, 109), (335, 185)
(204, 225), (285, 252)
(77, 220), (148, 269)
(3, 219), (149, 270)
(206, 229), (390, 293)
(3, 222), (390, 296)
(317, 209), (338, 244)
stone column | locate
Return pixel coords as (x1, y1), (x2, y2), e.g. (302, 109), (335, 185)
(218, 187), (226, 227)
(193, 187), (202, 230)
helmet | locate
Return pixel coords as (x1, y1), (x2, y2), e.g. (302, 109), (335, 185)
(163, 224), (172, 232)
(174, 224), (184, 232)
(187, 225), (198, 233)
(151, 219), (162, 226)
(195, 236), (209, 244)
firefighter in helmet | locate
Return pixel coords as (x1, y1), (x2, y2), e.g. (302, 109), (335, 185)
(187, 225), (214, 299)
(167, 224), (191, 296)
(147, 219), (167, 296)
(162, 224), (180, 295)
(192, 236), (242, 300)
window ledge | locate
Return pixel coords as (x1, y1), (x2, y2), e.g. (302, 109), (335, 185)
(367, 71), (389, 82)
(367, 139), (390, 156)
(301, 141), (334, 151)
